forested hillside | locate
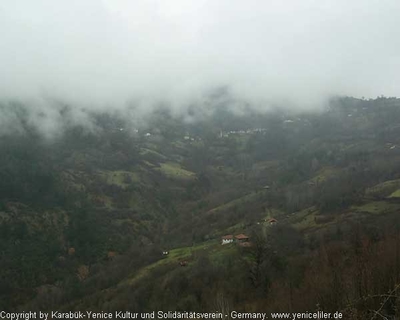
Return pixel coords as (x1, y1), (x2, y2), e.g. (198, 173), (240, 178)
(2, 96), (400, 318)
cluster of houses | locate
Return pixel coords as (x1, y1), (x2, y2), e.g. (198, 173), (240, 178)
(218, 121), (311, 138)
(184, 135), (195, 141)
(222, 218), (278, 246)
(183, 135), (202, 142)
(221, 234), (251, 247)
(113, 127), (152, 137)
(219, 128), (268, 138)
(257, 217), (278, 226)
(160, 218), (280, 267)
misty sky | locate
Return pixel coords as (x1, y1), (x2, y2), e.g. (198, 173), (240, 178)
(1, 0), (400, 112)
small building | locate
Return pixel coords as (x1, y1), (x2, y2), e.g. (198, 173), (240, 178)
(107, 251), (117, 260)
(267, 218), (278, 226)
(68, 247), (76, 256)
(235, 234), (250, 243)
(221, 235), (234, 245)
(179, 261), (188, 267)
(162, 251), (169, 256)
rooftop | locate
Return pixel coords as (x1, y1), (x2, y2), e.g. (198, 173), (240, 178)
(235, 234), (249, 240)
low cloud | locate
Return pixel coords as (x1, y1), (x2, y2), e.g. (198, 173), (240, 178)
(0, 0), (399, 135)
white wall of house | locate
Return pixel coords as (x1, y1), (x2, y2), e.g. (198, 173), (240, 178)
(221, 239), (234, 245)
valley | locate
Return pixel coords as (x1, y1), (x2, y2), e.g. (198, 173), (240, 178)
(2, 97), (400, 315)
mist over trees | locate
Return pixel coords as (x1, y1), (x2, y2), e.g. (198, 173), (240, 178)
(1, 0), (400, 317)
(1, 97), (400, 319)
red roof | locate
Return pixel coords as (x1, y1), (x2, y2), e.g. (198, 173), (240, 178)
(222, 235), (234, 240)
(235, 234), (249, 240)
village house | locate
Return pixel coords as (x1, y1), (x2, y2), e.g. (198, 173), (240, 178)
(221, 235), (234, 245)
(221, 234), (251, 245)
(107, 251), (117, 260)
(267, 218), (278, 226)
(235, 234), (250, 243)
(235, 234), (251, 247)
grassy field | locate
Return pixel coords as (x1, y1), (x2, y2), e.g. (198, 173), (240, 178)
(351, 200), (400, 214)
(206, 189), (268, 215)
(156, 162), (196, 180)
(289, 206), (320, 230)
(388, 189), (400, 198)
(97, 170), (140, 189)
(366, 179), (400, 198)
(309, 167), (340, 184)
(123, 241), (217, 286)
(139, 148), (168, 161)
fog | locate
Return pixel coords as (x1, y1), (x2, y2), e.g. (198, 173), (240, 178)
(1, 0), (400, 134)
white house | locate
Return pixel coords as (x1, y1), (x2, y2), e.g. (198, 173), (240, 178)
(221, 235), (234, 245)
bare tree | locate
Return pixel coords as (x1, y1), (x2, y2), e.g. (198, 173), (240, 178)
(213, 291), (232, 319)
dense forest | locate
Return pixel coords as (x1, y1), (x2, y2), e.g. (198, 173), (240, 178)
(2, 96), (400, 318)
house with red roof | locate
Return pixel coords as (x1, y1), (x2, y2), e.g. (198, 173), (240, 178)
(267, 218), (278, 226)
(221, 234), (251, 245)
(235, 234), (250, 243)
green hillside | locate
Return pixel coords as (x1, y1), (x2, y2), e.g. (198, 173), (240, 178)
(2, 97), (400, 316)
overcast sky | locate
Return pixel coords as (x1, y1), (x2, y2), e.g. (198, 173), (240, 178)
(1, 0), (400, 113)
